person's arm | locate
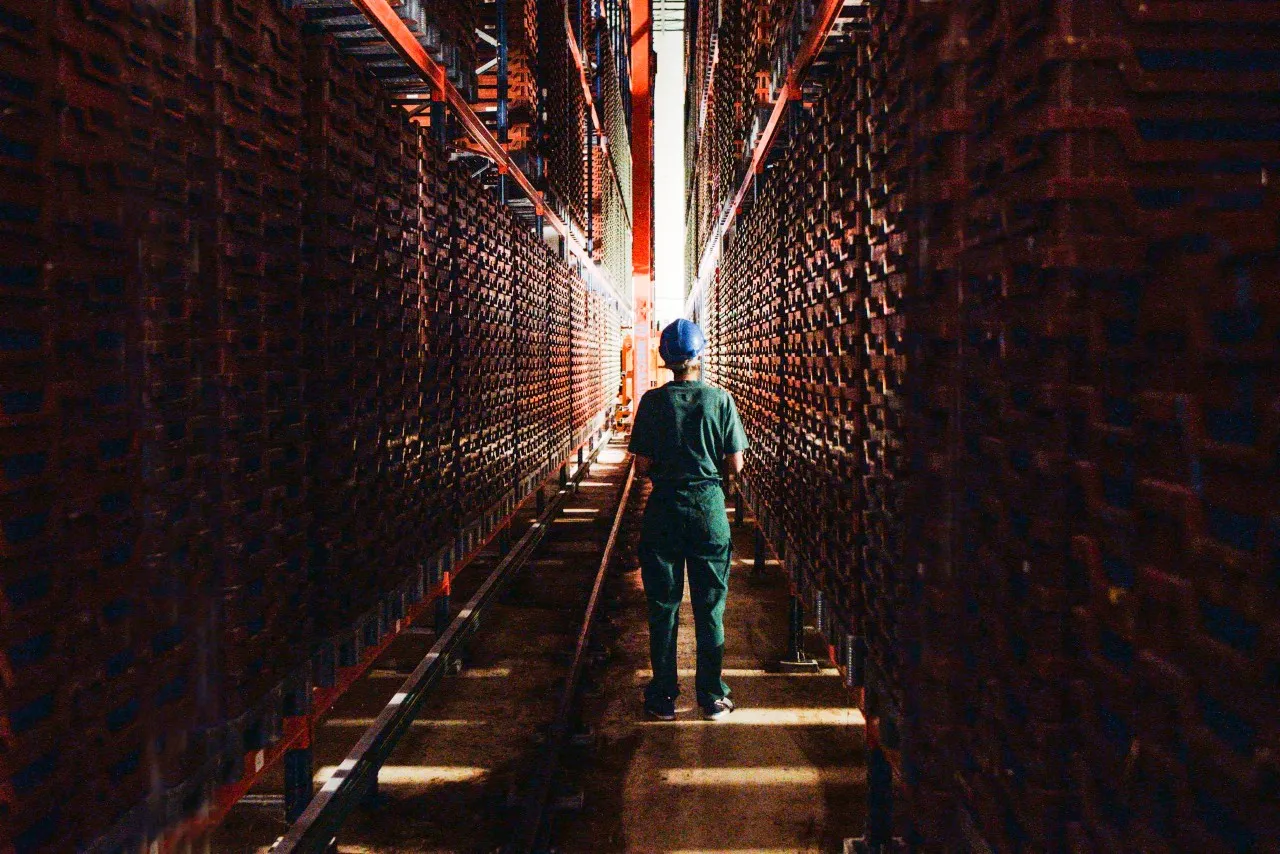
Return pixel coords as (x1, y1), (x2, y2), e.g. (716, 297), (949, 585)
(720, 392), (749, 491)
(629, 391), (657, 479)
(723, 451), (745, 477)
(721, 450), (744, 494)
(635, 455), (653, 478)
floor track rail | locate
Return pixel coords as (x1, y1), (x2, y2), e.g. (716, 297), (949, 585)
(510, 454), (636, 852)
(268, 437), (613, 854)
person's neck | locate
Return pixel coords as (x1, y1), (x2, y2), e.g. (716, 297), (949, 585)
(671, 370), (699, 383)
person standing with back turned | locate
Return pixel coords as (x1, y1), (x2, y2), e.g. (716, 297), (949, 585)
(629, 319), (748, 721)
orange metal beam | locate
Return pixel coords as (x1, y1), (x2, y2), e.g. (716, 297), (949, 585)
(564, 7), (632, 230)
(347, 0), (630, 312)
(157, 578), (449, 853)
(629, 0), (655, 402)
(689, 0), (844, 307)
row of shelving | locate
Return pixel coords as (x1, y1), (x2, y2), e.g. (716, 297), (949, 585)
(697, 1), (1280, 851)
(682, 0), (856, 312)
(288, 0), (633, 317)
(541, 0), (634, 291)
(476, 0), (541, 152)
(0, 0), (624, 851)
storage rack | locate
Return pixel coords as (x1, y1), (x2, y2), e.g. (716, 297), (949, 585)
(0, 0), (633, 851)
(691, 2), (1280, 851)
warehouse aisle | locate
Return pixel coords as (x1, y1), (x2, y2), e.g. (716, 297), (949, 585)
(554, 483), (867, 854)
(213, 452), (865, 852)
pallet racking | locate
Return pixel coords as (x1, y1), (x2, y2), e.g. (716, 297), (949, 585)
(689, 1), (1280, 850)
(0, 0), (635, 850)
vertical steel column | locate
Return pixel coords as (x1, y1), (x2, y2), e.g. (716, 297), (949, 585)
(780, 591), (820, 671)
(628, 0), (654, 400)
(431, 95), (447, 146)
(497, 0), (510, 203)
(283, 682), (313, 823)
(432, 88), (455, 646)
(284, 748), (312, 827)
(435, 569), (452, 635)
(866, 739), (894, 847)
(787, 595), (806, 659)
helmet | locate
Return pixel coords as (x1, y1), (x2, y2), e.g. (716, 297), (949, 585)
(659, 319), (706, 366)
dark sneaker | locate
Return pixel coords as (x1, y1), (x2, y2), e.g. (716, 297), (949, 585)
(644, 696), (677, 721)
(701, 697), (735, 721)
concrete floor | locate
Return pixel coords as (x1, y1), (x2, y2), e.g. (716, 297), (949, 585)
(214, 447), (866, 852)
(554, 482), (867, 854)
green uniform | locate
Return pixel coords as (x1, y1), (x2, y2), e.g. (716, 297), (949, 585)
(629, 379), (749, 707)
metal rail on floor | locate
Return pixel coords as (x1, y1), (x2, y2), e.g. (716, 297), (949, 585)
(509, 453), (636, 853)
(267, 436), (614, 854)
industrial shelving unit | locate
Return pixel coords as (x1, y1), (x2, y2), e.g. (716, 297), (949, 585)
(0, 0), (645, 851)
(689, 1), (1280, 851)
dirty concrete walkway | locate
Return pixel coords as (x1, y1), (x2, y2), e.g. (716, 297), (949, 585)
(213, 450), (865, 853)
(555, 480), (867, 854)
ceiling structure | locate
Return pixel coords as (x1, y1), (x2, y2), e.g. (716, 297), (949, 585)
(653, 0), (685, 32)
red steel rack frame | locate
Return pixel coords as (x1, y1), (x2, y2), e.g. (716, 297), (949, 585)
(564, 6), (633, 231)
(152, 427), (609, 853)
(686, 0), (845, 315)
(349, 0), (632, 317)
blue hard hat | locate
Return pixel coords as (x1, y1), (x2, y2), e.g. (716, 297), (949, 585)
(659, 319), (706, 365)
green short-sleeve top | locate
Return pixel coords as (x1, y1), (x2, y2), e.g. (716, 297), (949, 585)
(628, 380), (749, 488)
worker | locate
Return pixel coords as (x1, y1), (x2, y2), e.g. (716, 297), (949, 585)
(629, 319), (748, 721)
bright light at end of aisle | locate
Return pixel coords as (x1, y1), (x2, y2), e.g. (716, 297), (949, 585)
(653, 28), (688, 326)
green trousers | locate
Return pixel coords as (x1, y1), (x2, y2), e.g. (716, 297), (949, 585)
(638, 482), (733, 707)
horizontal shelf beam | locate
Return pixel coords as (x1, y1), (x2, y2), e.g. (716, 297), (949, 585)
(565, 6), (634, 231)
(686, 0), (846, 316)
(348, 0), (631, 315)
